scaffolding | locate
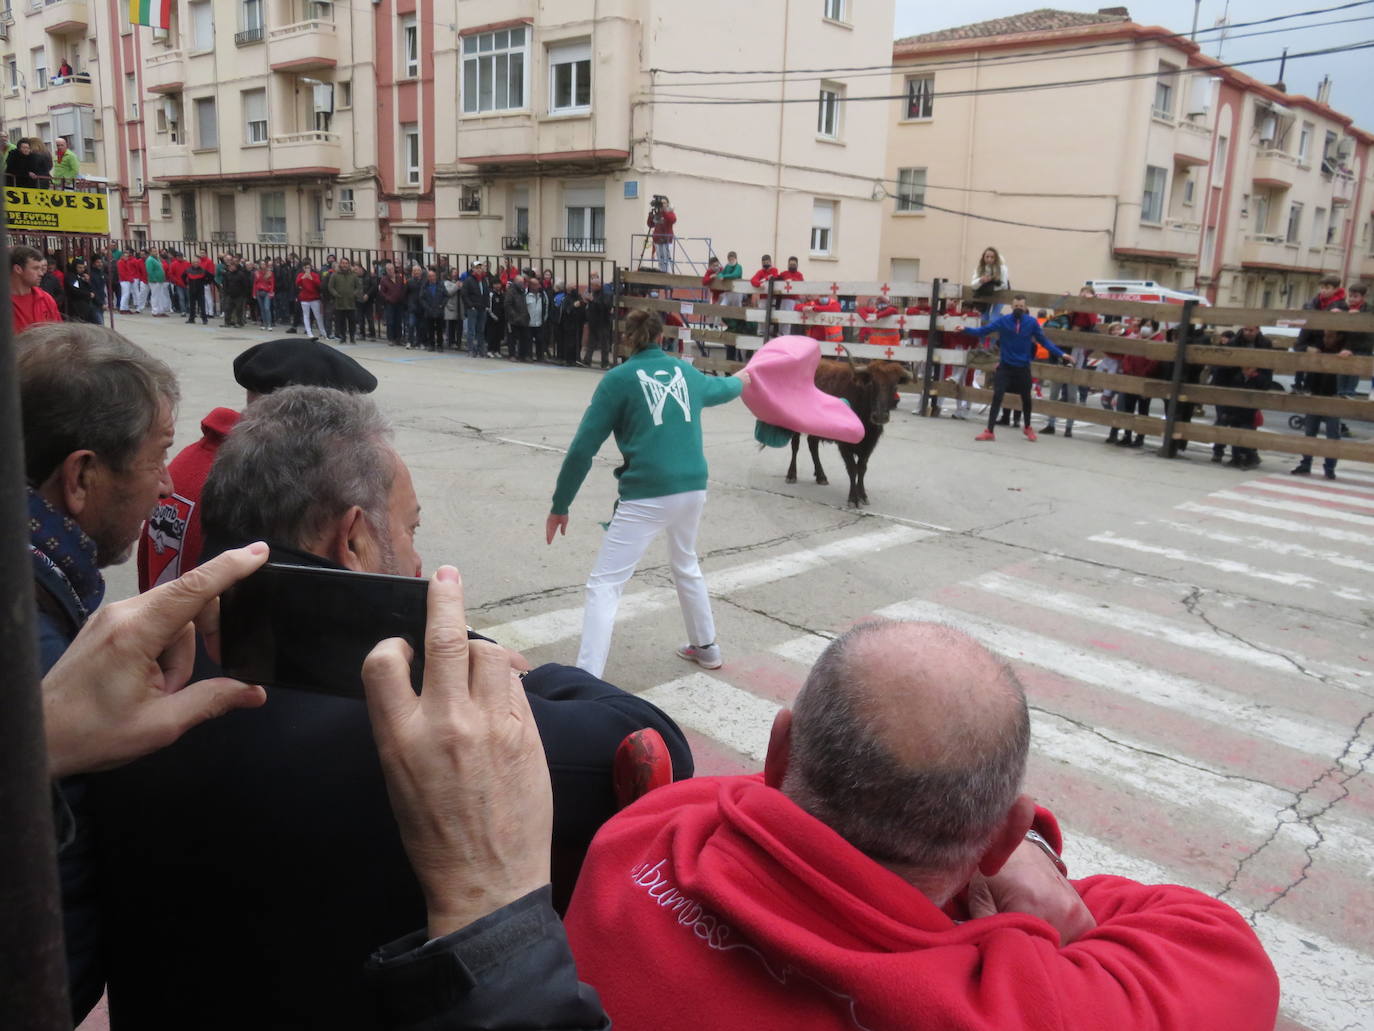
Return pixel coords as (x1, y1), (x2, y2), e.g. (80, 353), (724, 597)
(628, 234), (716, 277)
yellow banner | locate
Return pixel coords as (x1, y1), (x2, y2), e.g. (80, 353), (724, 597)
(5, 186), (110, 234)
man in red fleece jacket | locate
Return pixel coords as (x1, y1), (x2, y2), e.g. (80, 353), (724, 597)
(565, 620), (1278, 1031)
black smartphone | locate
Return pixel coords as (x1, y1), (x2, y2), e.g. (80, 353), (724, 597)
(220, 562), (429, 698)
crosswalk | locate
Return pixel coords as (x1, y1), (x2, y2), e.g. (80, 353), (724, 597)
(503, 468), (1374, 1031)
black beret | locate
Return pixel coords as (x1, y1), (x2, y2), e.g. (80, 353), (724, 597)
(232, 339), (378, 396)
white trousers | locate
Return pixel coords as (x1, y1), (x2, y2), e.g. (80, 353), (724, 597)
(576, 490), (715, 678)
(149, 281), (171, 315)
(119, 280), (135, 311)
(133, 280), (149, 311)
(301, 300), (324, 338)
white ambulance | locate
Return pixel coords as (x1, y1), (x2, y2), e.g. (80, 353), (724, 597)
(1085, 280), (1210, 307)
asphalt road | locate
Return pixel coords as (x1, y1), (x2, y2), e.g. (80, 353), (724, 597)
(91, 315), (1373, 1031)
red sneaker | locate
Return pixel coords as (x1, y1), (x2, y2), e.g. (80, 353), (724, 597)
(974, 430), (996, 441)
(1023, 426), (1039, 442)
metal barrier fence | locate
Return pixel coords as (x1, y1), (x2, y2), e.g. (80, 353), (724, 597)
(619, 269), (1374, 465)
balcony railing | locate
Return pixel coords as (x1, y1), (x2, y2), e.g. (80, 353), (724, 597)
(235, 25), (265, 46)
(210, 230), (237, 243)
(305, 231), (324, 245)
(258, 231), (288, 244)
(551, 236), (605, 254)
(501, 234), (529, 252)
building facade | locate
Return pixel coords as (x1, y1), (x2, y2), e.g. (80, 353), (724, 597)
(879, 9), (1374, 303)
(3, 0), (894, 279)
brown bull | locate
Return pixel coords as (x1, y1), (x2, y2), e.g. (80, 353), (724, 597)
(785, 349), (912, 507)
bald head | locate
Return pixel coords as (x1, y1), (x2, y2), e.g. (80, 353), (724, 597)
(779, 620), (1029, 888)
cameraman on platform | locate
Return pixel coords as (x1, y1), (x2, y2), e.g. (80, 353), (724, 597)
(647, 196), (677, 273)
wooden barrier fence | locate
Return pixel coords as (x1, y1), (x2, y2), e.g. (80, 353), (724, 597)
(616, 269), (1374, 464)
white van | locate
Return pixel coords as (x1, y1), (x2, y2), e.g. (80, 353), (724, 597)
(1085, 280), (1210, 306)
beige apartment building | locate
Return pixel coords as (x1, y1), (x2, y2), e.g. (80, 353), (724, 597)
(879, 9), (1374, 304)
(3, 0), (894, 277)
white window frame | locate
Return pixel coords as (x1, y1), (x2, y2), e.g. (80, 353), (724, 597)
(338, 79), (352, 109)
(241, 0), (263, 32)
(1297, 122), (1313, 163)
(129, 148), (144, 194)
(904, 74), (933, 120)
(402, 123), (420, 186)
(810, 198), (835, 256)
(1313, 207), (1327, 248)
(260, 190), (286, 238)
(895, 167), (926, 213)
(461, 26), (528, 114)
(1285, 201), (1303, 244)
(817, 82), (842, 140)
(548, 38), (591, 115)
(823, 0), (847, 23)
(189, 0), (214, 53)
(1182, 173), (1195, 206)
(337, 186), (355, 215)
(1153, 62), (1176, 119)
(243, 88), (267, 144)
(193, 95), (218, 150)
(31, 46), (47, 90)
(1214, 135), (1228, 179)
(1141, 165), (1167, 224)
(400, 15), (419, 79)
(563, 184), (605, 245)
(1254, 192), (1270, 234)
(125, 73), (138, 119)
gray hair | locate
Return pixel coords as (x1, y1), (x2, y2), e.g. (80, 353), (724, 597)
(783, 620), (1030, 873)
(17, 323), (179, 486)
(201, 386), (395, 553)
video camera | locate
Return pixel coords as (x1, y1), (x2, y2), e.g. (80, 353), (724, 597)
(649, 194), (670, 217)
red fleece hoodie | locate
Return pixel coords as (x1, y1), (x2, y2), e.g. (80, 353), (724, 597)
(137, 407), (242, 591)
(566, 775), (1277, 1031)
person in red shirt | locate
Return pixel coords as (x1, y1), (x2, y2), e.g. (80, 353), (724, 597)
(168, 251), (190, 315)
(800, 294), (842, 344)
(749, 254), (782, 290)
(295, 260), (325, 339)
(129, 249), (150, 312)
(10, 245), (63, 332)
(856, 296), (899, 345)
(137, 337), (379, 590)
(565, 620), (1279, 1031)
(647, 198), (677, 272)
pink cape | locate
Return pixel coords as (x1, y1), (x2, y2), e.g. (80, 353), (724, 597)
(740, 336), (866, 444)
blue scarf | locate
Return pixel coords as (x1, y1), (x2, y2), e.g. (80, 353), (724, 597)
(28, 485), (105, 621)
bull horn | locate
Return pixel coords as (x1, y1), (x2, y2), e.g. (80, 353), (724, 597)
(837, 343), (857, 369)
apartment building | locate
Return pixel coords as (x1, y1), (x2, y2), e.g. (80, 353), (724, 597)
(879, 8), (1374, 304)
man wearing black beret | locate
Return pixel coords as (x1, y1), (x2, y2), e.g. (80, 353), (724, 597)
(136, 338), (378, 590)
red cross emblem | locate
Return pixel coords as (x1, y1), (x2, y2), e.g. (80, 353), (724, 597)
(846, 313), (857, 326)
(896, 315), (907, 332)
(829, 282), (839, 295)
(834, 344), (846, 356)
(782, 280), (794, 293)
(879, 283), (891, 296)
(800, 308), (810, 322)
(884, 347), (895, 358)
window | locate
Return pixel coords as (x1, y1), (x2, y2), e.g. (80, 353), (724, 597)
(823, 0), (846, 21)
(811, 199), (835, 255)
(243, 88), (267, 143)
(240, 0), (263, 35)
(129, 148), (143, 194)
(338, 79), (352, 109)
(460, 184), (482, 213)
(1328, 216), (1341, 247)
(895, 167), (926, 212)
(1214, 135), (1227, 178)
(905, 74), (933, 120)
(564, 183), (605, 244)
(1298, 122), (1313, 162)
(31, 46), (46, 90)
(1153, 62), (1176, 118)
(1254, 192), (1270, 234)
(338, 186), (355, 215)
(126, 73), (137, 118)
(309, 191), (324, 234)
(549, 39), (590, 114)
(312, 83), (333, 132)
(189, 0), (214, 52)
(1313, 207), (1327, 248)
(400, 15), (419, 79)
(402, 123), (420, 186)
(160, 194), (173, 218)
(817, 83), (842, 139)
(462, 26), (527, 113)
(1182, 172), (1195, 206)
(5, 59), (17, 95)
(512, 184), (530, 240)
(890, 258), (920, 284)
(1141, 165), (1167, 223)
(1285, 202), (1303, 243)
(194, 96), (218, 149)
(260, 190), (286, 239)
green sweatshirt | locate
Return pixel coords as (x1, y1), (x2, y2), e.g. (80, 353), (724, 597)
(551, 347), (743, 514)
(145, 256), (166, 283)
(51, 150), (81, 180)
(718, 262), (745, 280)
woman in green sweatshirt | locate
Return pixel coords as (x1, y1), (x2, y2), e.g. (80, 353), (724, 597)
(546, 308), (750, 678)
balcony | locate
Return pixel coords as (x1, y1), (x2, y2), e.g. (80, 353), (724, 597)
(1241, 233), (1312, 270)
(144, 49), (185, 94)
(501, 234), (530, 253)
(1161, 218), (1201, 255)
(210, 230), (237, 244)
(1251, 147), (1298, 188)
(269, 131), (341, 172)
(146, 143), (193, 180)
(234, 25), (265, 47)
(44, 72), (93, 107)
(551, 237), (606, 254)
(1331, 169), (1355, 206)
(267, 20), (338, 72)
(41, 0), (86, 33)
(1172, 119), (1211, 167)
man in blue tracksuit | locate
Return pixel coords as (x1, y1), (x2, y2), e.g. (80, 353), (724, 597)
(967, 294), (1073, 441)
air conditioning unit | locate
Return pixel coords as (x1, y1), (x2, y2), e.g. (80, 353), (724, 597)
(1258, 113), (1277, 145)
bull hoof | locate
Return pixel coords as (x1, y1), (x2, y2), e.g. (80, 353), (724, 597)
(785, 474), (797, 484)
(816, 476), (829, 486)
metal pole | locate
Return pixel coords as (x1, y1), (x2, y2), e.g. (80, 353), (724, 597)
(0, 226), (73, 1028)
(922, 278), (942, 416)
(763, 277), (776, 344)
(1158, 299), (1198, 458)
(612, 263), (623, 364)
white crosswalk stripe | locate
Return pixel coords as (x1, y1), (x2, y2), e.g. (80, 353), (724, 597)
(1209, 489), (1374, 526)
(1240, 480), (1374, 511)
(1176, 501), (1372, 544)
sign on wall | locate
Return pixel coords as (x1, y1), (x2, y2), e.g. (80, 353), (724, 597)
(5, 186), (110, 235)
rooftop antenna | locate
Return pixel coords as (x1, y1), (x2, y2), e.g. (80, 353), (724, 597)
(1190, 0), (1201, 40)
(1274, 47), (1288, 91)
(1214, 0), (1232, 61)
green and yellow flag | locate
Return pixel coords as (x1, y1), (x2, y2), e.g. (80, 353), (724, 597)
(130, 0), (172, 30)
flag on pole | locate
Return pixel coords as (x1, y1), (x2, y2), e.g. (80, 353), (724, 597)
(130, 0), (172, 30)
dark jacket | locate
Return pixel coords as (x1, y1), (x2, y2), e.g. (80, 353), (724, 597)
(65, 268), (96, 321)
(274, 261), (299, 296)
(89, 265), (108, 309)
(404, 274), (425, 314)
(460, 272), (491, 309)
(366, 887), (610, 1031)
(504, 281), (531, 327)
(222, 266), (253, 300)
(84, 543), (689, 1030)
(6, 146), (40, 184)
(379, 275), (405, 306)
(418, 280), (446, 319)
(328, 268), (363, 311)
(1211, 331), (1273, 423)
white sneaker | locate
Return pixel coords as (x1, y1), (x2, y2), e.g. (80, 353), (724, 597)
(676, 643), (723, 670)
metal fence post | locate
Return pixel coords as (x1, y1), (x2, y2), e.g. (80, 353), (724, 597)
(1158, 298), (1198, 458)
(0, 229), (73, 1030)
(922, 278), (943, 416)
(612, 264), (624, 363)
(763, 277), (776, 344)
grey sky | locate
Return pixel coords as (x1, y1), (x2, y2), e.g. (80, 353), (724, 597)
(893, 1), (1374, 130)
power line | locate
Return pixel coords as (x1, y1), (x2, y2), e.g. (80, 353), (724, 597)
(648, 1), (1374, 77)
(641, 40), (1374, 107)
(648, 14), (1374, 89)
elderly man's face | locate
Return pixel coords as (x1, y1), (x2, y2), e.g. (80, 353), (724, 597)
(87, 400), (176, 568)
(367, 452), (422, 578)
